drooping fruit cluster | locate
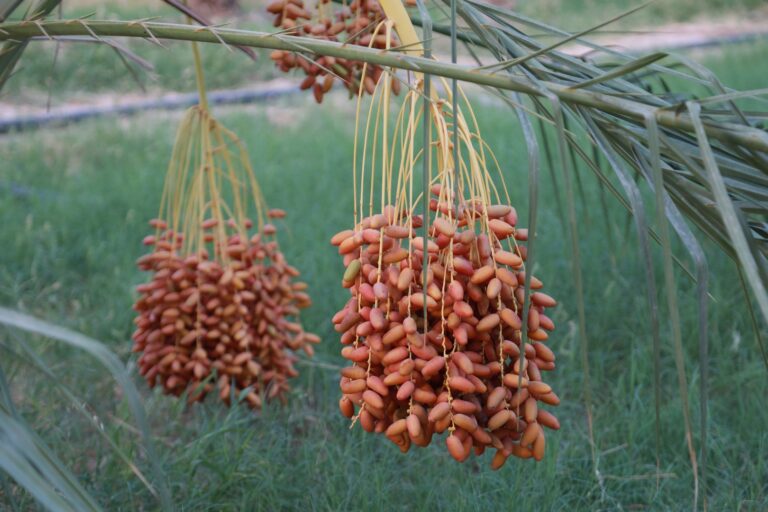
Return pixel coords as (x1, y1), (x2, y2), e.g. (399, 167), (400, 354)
(133, 212), (319, 408)
(332, 187), (559, 469)
(131, 106), (318, 409)
(267, 0), (402, 103)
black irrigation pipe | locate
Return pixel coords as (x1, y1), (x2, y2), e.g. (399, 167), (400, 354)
(1, 31), (766, 134)
(0, 82), (300, 133)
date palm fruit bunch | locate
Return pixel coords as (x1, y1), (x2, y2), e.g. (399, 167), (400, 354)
(266, 0), (403, 103)
(132, 106), (318, 408)
(331, 61), (560, 468)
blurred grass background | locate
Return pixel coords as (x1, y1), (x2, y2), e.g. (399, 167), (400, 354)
(517, 0), (766, 29)
(1, 0), (768, 510)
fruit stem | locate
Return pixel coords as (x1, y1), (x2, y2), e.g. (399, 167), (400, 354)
(184, 4), (209, 111)
(191, 40), (209, 111)
(378, 0), (436, 101)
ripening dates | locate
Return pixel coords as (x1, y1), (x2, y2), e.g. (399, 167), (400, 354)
(332, 186), (560, 468)
(133, 213), (318, 409)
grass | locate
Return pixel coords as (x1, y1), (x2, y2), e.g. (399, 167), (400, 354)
(679, 42), (768, 109)
(515, 0), (767, 30)
(1, 29), (768, 512)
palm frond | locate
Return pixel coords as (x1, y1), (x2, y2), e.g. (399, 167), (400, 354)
(0, 0), (62, 90)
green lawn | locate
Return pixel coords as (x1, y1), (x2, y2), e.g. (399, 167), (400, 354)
(1, 23), (768, 512)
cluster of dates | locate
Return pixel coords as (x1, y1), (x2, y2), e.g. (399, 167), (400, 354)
(267, 0), (403, 103)
(332, 186), (560, 468)
(132, 212), (318, 409)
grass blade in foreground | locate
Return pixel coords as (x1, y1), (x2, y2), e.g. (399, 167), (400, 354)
(0, 307), (172, 511)
(0, 410), (101, 512)
(2, 330), (160, 495)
